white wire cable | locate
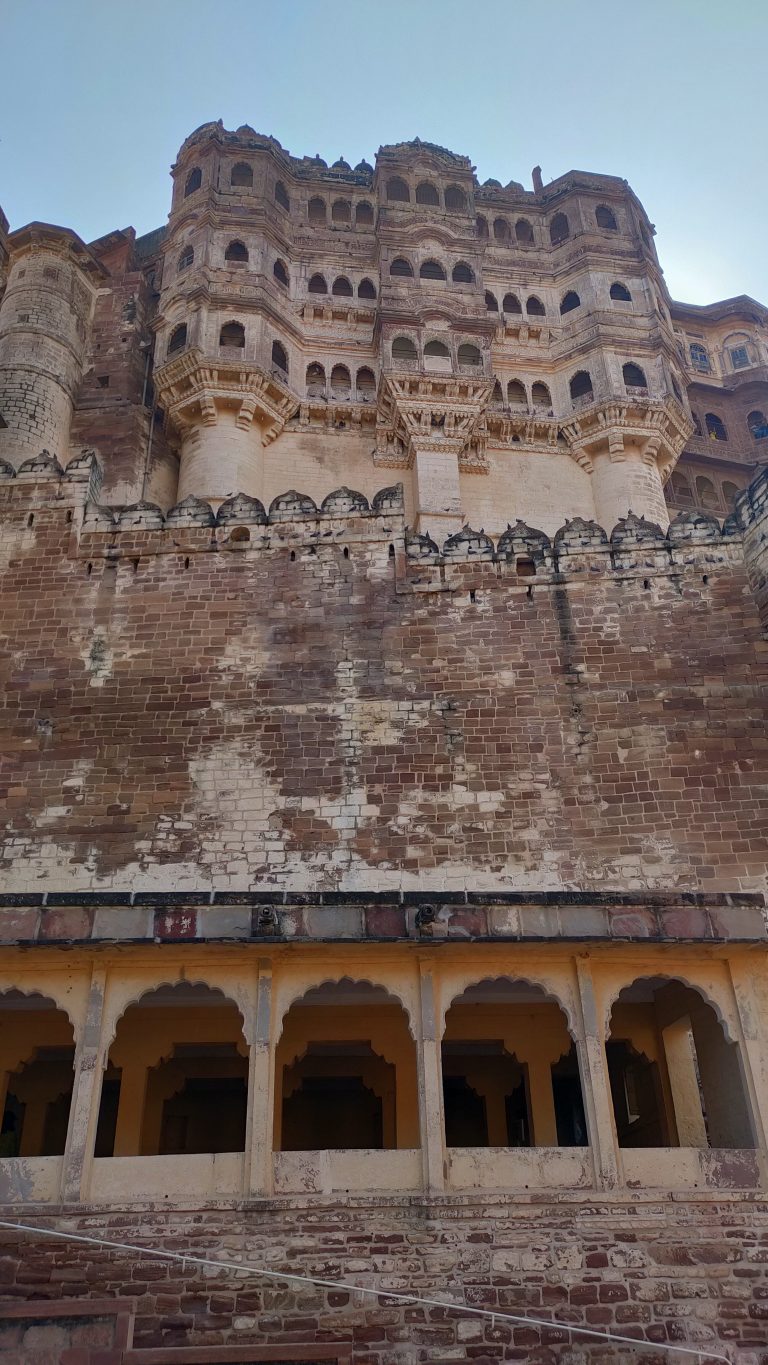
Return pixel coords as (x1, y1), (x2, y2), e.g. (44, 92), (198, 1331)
(0, 1217), (731, 1363)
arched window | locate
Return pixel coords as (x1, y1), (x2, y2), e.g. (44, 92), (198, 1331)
(424, 340), (450, 358)
(416, 181), (440, 206)
(168, 323), (188, 355)
(272, 340), (288, 374)
(220, 321), (245, 349)
(308, 197), (327, 224)
(503, 292), (522, 315)
(452, 261), (474, 284)
(332, 199), (352, 224)
(668, 472), (694, 506)
(356, 367), (376, 400)
(596, 205), (617, 230)
(493, 218), (510, 244)
(231, 162), (253, 188)
(748, 409), (768, 439)
(507, 379), (527, 405)
(726, 336), (751, 370)
(386, 177), (410, 203)
(689, 342), (710, 373)
(531, 381), (552, 409)
(420, 259), (446, 281)
(623, 362), (647, 389)
(274, 180), (290, 210)
(308, 273), (327, 294)
(722, 481), (740, 509)
(476, 215), (489, 239)
(705, 412), (727, 442)
(0, 991), (75, 1160)
(550, 213), (569, 244)
(392, 335), (417, 362)
(273, 259), (289, 287)
(306, 363), (326, 397)
(610, 281), (632, 302)
(390, 257), (414, 278)
(178, 246), (194, 271)
(560, 291), (580, 315)
(696, 476), (719, 510)
(358, 277), (377, 299)
(330, 364), (351, 397)
(485, 291), (498, 312)
(184, 167), (202, 197)
(225, 240), (249, 263)
(570, 370), (594, 402)
(445, 185), (467, 211)
(526, 295), (545, 316)
(356, 201), (374, 227)
(332, 276), (354, 296)
(458, 343), (482, 367)
(515, 218), (534, 245)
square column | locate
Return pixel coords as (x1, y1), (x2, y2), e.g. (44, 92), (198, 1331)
(60, 966), (107, 1203)
(416, 959), (446, 1192)
(574, 955), (620, 1189)
(412, 446), (463, 542)
(245, 960), (275, 1197)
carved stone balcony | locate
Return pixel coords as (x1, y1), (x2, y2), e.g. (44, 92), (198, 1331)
(154, 345), (298, 447)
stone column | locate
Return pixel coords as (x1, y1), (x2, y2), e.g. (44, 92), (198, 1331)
(412, 444), (463, 542)
(590, 448), (669, 533)
(112, 1059), (149, 1156)
(574, 955), (619, 1188)
(177, 411), (263, 506)
(60, 966), (107, 1203)
(416, 959), (446, 1192)
(245, 960), (275, 1196)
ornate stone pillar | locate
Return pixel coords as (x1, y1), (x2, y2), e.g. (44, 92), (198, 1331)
(573, 955), (620, 1189)
(416, 958), (446, 1192)
(245, 959), (275, 1196)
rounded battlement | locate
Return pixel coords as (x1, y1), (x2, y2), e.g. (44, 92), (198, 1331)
(0, 224), (103, 463)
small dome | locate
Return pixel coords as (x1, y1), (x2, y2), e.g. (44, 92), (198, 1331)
(235, 123), (257, 138)
(483, 177), (502, 188)
(332, 157), (351, 170)
(355, 158), (374, 174)
(312, 154), (328, 168)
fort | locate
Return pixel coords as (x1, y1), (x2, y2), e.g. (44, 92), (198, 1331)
(0, 123), (767, 1364)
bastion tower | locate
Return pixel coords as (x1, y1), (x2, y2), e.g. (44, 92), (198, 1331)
(0, 128), (768, 1365)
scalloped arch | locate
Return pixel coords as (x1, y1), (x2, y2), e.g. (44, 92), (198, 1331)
(105, 978), (248, 1052)
(276, 975), (415, 1038)
(603, 973), (735, 1043)
(441, 974), (578, 1038)
(0, 985), (78, 1037)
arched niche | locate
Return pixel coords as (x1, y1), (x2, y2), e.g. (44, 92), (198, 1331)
(0, 989), (76, 1158)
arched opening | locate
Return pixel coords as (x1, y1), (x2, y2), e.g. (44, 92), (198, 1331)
(503, 292), (522, 315)
(332, 198), (352, 224)
(443, 980), (587, 1149)
(306, 362), (326, 398)
(308, 197), (326, 225)
(748, 409), (768, 439)
(452, 261), (474, 284)
(705, 412), (727, 442)
(493, 218), (510, 244)
(358, 277), (376, 299)
(507, 379), (527, 406)
(308, 273), (327, 295)
(476, 215), (489, 239)
(623, 361), (647, 390)
(689, 342), (710, 374)
(722, 480), (740, 509)
(184, 167), (202, 197)
(356, 366), (376, 401)
(596, 204), (617, 230)
(219, 321), (245, 350)
(225, 240), (249, 263)
(550, 212), (569, 244)
(275, 980), (419, 1152)
(416, 182), (440, 206)
(271, 340), (288, 376)
(458, 343), (482, 368)
(526, 295), (545, 316)
(445, 184), (467, 211)
(424, 340), (451, 373)
(610, 281), (632, 302)
(485, 291), (498, 312)
(178, 246), (194, 271)
(667, 472), (694, 507)
(390, 257), (414, 278)
(725, 334), (752, 371)
(386, 177), (410, 203)
(696, 475), (719, 510)
(167, 323), (188, 356)
(607, 977), (754, 1150)
(531, 381), (552, 410)
(330, 363), (351, 398)
(274, 180), (290, 210)
(0, 991), (75, 1158)
(231, 162), (253, 188)
(420, 259), (446, 281)
(356, 201), (374, 227)
(570, 370), (594, 404)
(95, 983), (247, 1157)
(392, 335), (417, 363)
(332, 275), (354, 296)
(515, 218), (534, 245)
(273, 259), (289, 287)
(560, 290), (580, 315)
(491, 380), (504, 405)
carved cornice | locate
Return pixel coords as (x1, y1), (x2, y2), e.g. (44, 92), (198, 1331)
(153, 347), (299, 445)
(375, 368), (493, 471)
(560, 393), (694, 476)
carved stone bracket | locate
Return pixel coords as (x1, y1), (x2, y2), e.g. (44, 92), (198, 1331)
(375, 369), (494, 474)
(154, 347), (300, 447)
(559, 394), (693, 477)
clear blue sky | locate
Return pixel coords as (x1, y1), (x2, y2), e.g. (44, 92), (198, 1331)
(1, 0), (766, 305)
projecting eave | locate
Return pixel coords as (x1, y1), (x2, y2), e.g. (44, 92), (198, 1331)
(671, 294), (768, 325)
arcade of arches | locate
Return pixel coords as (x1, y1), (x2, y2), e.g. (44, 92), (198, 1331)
(0, 947), (765, 1204)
